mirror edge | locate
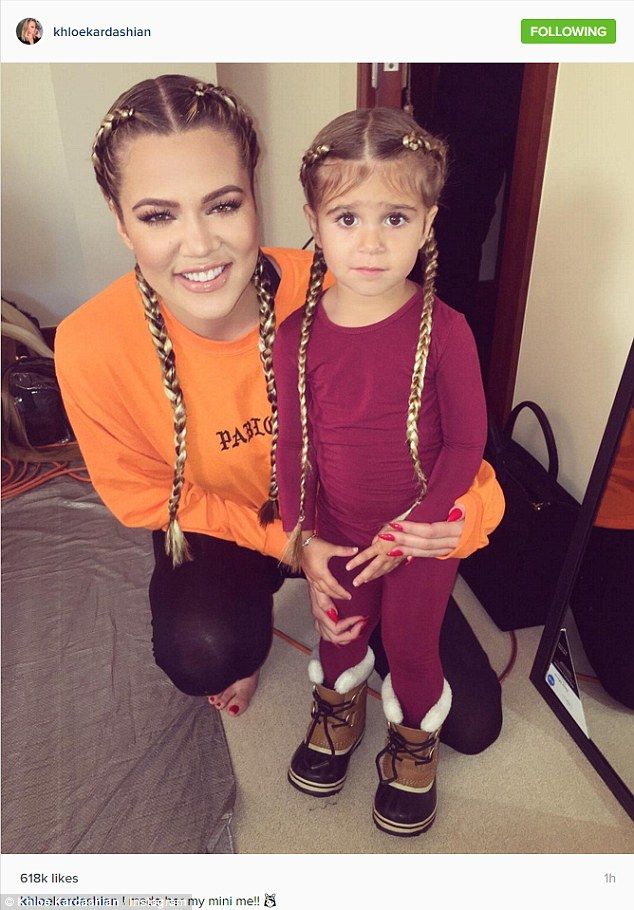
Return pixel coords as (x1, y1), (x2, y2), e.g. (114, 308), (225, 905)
(529, 339), (634, 822)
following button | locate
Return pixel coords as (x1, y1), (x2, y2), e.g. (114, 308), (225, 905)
(521, 19), (616, 43)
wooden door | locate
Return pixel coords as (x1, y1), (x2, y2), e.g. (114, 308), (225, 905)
(357, 63), (558, 425)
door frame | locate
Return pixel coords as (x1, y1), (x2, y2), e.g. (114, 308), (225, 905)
(357, 63), (559, 424)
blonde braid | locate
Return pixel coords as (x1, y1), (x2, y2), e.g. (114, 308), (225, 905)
(404, 229), (438, 508)
(255, 252), (280, 526)
(281, 247), (327, 570)
(91, 107), (151, 205)
(135, 265), (192, 566)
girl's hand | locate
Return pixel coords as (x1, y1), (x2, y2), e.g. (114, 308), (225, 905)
(344, 533), (406, 586)
(307, 584), (367, 645)
(300, 535), (358, 601)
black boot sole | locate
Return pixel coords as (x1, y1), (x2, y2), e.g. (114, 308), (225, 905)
(287, 734), (364, 797)
(372, 806), (436, 837)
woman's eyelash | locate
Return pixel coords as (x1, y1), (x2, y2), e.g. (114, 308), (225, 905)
(138, 208), (172, 225)
(211, 198), (242, 214)
(137, 198), (242, 225)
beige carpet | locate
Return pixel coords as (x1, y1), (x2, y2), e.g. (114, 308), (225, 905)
(221, 575), (634, 854)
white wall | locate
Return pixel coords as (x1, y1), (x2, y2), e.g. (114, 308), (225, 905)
(1, 63), (217, 324)
(217, 63), (357, 249)
(512, 64), (634, 501)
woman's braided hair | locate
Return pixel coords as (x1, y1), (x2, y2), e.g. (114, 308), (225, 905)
(91, 75), (276, 566)
(281, 107), (448, 570)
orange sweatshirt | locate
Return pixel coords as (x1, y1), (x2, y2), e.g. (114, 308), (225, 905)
(594, 408), (633, 530)
(55, 248), (503, 560)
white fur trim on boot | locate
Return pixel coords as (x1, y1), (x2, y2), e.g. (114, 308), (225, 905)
(381, 674), (452, 731)
(420, 679), (452, 732)
(334, 647), (375, 694)
(308, 648), (324, 685)
(381, 673), (404, 724)
(307, 647), (375, 693)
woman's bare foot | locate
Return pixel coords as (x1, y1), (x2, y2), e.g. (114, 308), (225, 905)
(207, 669), (260, 717)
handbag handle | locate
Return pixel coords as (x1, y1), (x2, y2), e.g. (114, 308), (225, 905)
(503, 400), (560, 480)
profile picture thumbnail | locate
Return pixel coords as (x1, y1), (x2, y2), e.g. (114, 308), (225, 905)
(17, 18), (42, 45)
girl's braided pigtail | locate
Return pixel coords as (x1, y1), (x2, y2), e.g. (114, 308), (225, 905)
(404, 228), (438, 507)
(280, 247), (327, 570)
(135, 265), (192, 566)
(255, 251), (280, 526)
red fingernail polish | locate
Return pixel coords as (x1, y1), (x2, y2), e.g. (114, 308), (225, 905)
(378, 533), (395, 541)
(326, 608), (338, 622)
(229, 705), (239, 715)
(388, 548), (404, 557)
(447, 508), (462, 522)
(389, 522), (403, 531)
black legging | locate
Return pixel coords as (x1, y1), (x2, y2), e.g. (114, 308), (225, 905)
(149, 531), (502, 755)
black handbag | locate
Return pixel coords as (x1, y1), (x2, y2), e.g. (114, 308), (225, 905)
(459, 400), (580, 630)
(1, 299), (81, 463)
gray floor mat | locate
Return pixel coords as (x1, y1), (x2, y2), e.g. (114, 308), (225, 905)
(1, 477), (235, 853)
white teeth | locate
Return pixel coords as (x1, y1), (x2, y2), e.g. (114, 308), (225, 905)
(182, 265), (225, 282)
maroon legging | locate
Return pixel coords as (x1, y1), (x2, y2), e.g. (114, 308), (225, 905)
(318, 519), (459, 728)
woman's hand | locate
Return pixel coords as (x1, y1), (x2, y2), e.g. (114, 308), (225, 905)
(307, 584), (367, 644)
(344, 534), (407, 586)
(345, 503), (466, 584)
(300, 534), (358, 601)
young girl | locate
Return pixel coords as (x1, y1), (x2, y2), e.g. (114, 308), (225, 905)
(271, 108), (488, 836)
(55, 75), (501, 742)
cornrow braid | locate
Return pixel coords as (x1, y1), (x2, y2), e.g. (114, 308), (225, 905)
(401, 131), (446, 165)
(91, 76), (260, 214)
(255, 251), (281, 527)
(299, 143), (331, 188)
(135, 265), (192, 567)
(280, 247), (328, 571)
(185, 81), (240, 124)
(403, 229), (439, 511)
(91, 107), (147, 203)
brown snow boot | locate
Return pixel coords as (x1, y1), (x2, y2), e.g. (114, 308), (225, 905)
(373, 674), (451, 837)
(288, 647), (374, 797)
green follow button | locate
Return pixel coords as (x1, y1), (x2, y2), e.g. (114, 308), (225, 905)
(521, 19), (616, 43)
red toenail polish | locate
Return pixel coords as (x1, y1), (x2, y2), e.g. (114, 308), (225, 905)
(388, 548), (404, 557)
(229, 705), (239, 715)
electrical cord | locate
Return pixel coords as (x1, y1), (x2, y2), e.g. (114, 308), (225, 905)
(1, 456), (90, 500)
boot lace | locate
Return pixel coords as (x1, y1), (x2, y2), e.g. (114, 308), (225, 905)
(375, 726), (437, 784)
(306, 689), (357, 755)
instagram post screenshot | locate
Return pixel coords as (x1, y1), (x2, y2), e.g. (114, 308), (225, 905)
(1, 0), (633, 905)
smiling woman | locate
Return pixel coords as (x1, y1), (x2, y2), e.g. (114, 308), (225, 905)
(54, 74), (503, 745)
(113, 130), (259, 339)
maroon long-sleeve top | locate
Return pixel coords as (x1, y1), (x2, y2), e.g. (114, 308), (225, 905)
(273, 289), (487, 546)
